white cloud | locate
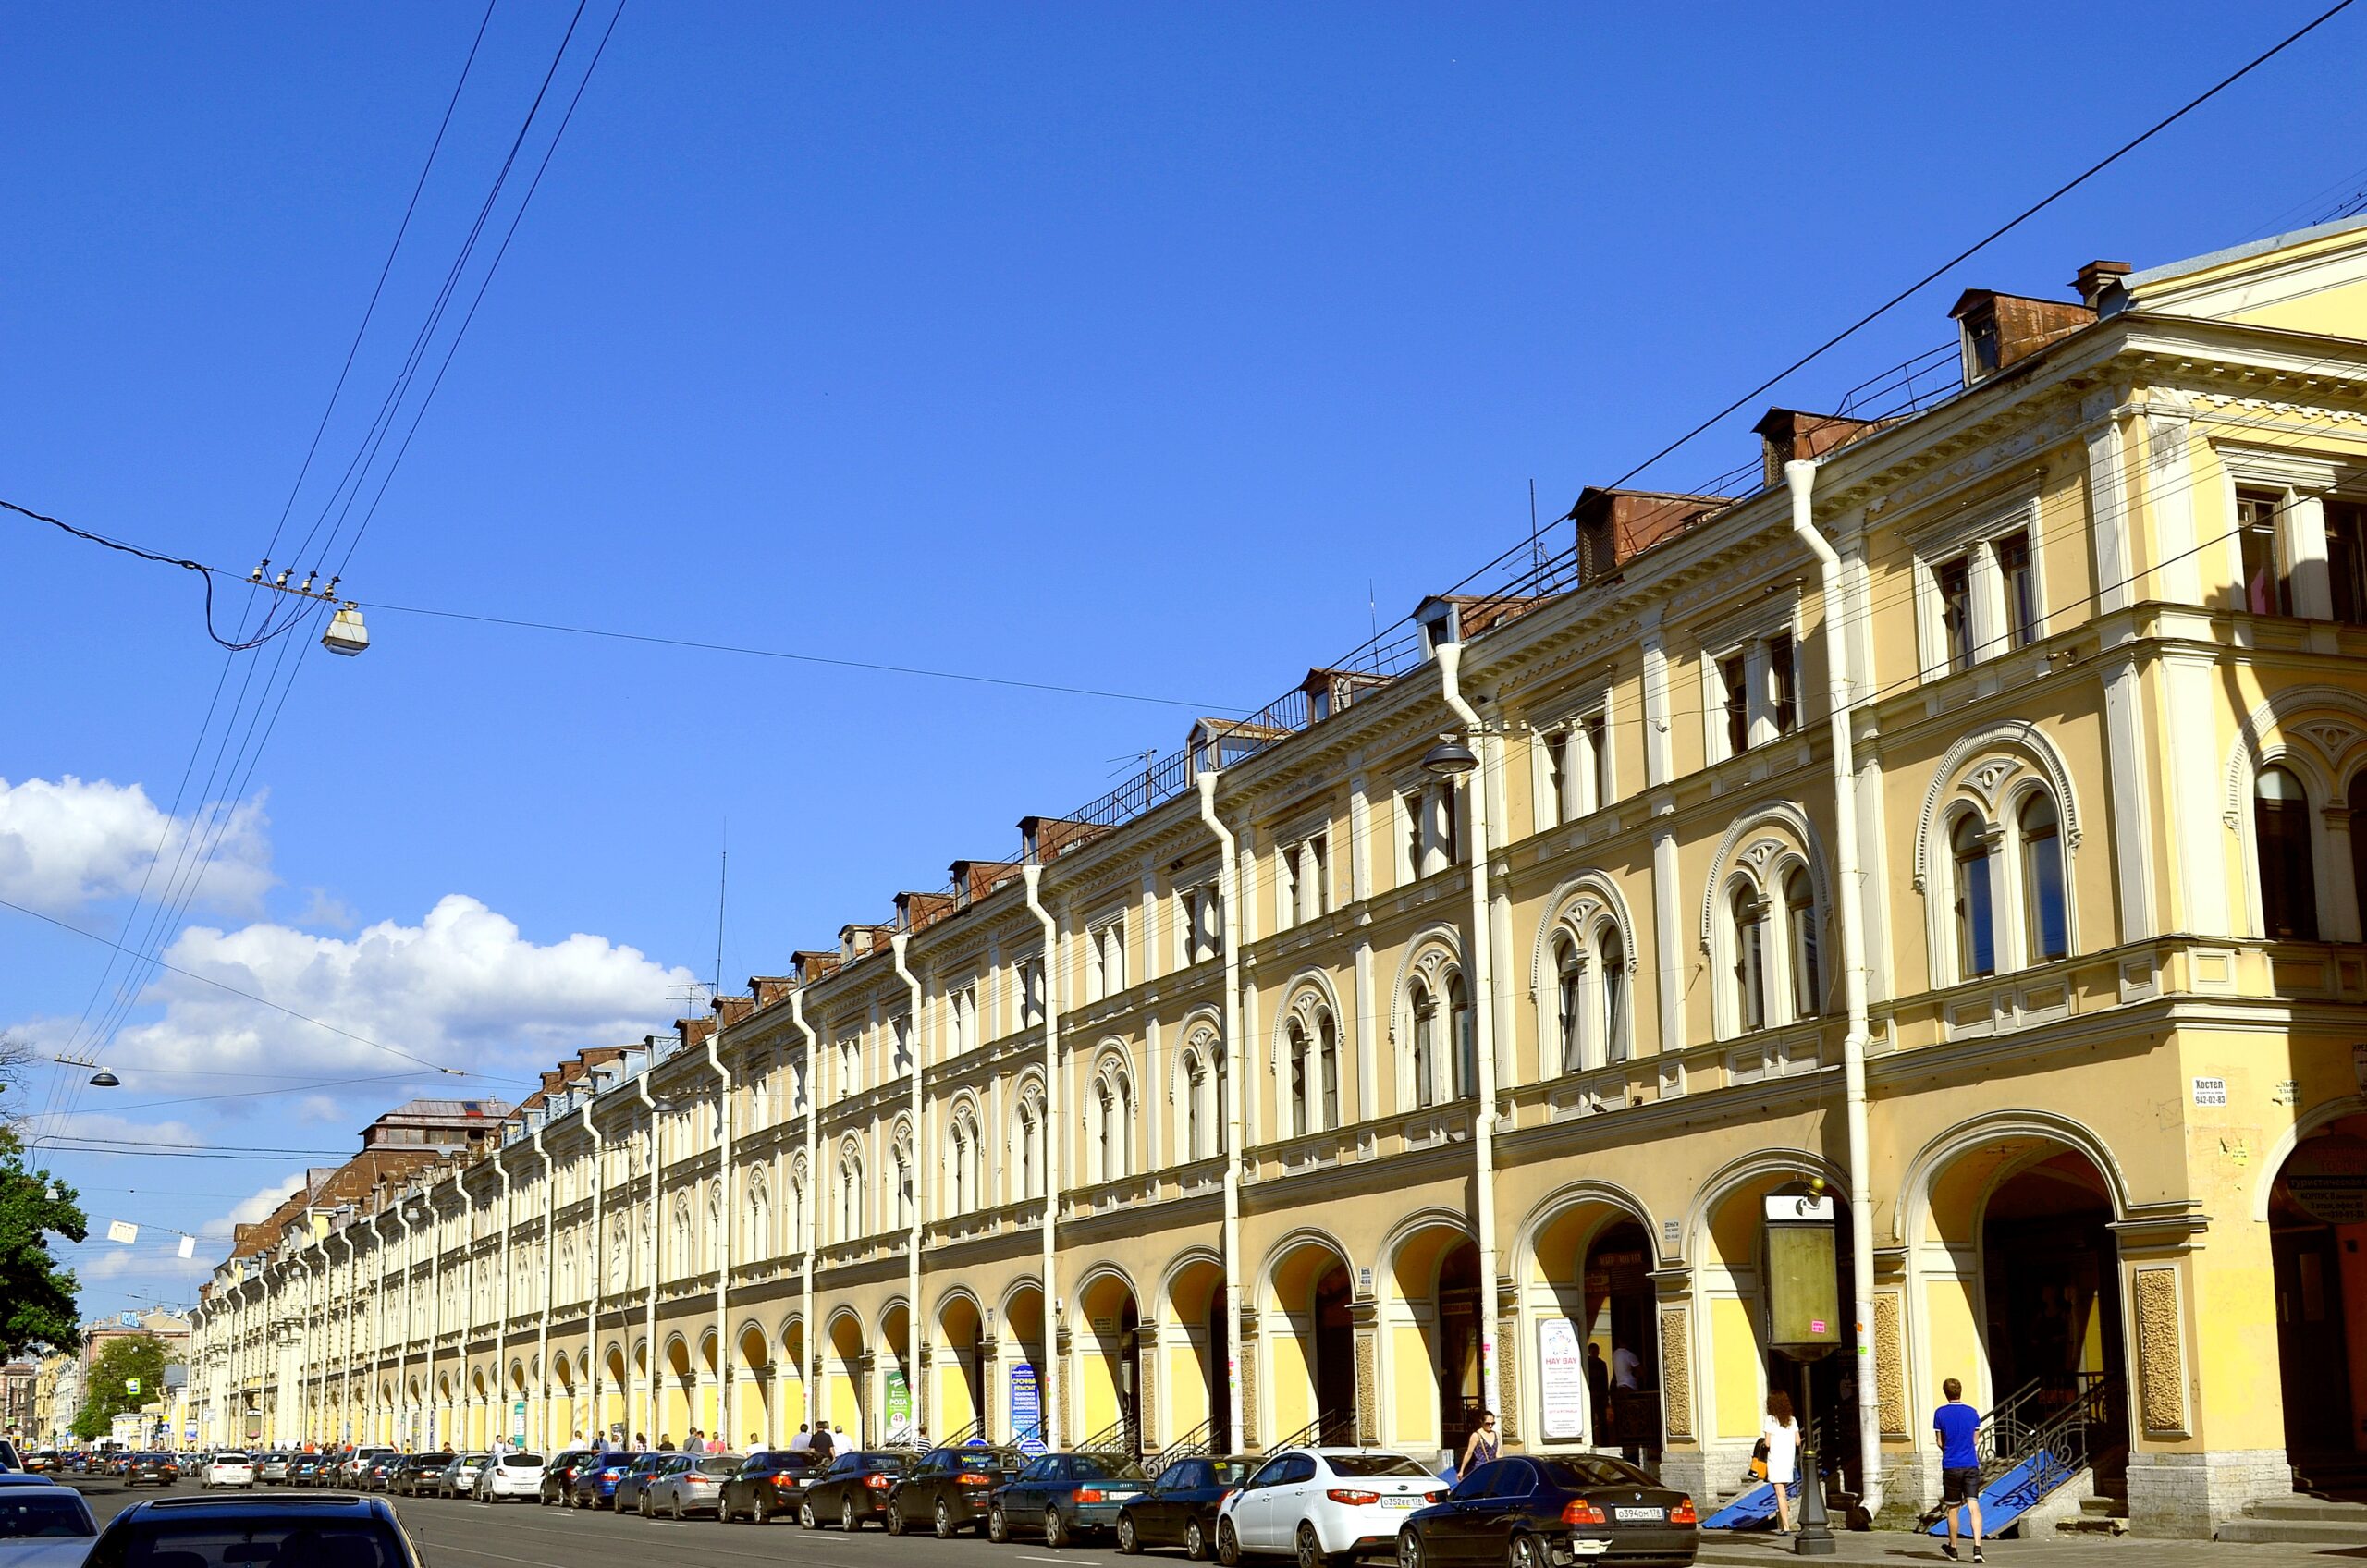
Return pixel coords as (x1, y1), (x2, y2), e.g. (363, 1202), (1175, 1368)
(44, 1111), (205, 1150)
(198, 1171), (309, 1241)
(102, 893), (695, 1080)
(0, 775), (273, 914)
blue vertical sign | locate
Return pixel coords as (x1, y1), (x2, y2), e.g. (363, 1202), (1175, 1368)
(1010, 1364), (1043, 1456)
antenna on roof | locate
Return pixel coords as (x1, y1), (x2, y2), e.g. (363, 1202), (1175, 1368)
(714, 831), (729, 1005)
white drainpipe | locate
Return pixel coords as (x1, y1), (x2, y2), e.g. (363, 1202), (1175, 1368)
(370, 1212), (389, 1445)
(1434, 641), (1504, 1430)
(635, 1071), (663, 1443)
(1194, 772), (1248, 1451)
(394, 1207), (413, 1447)
(574, 1103), (601, 1446)
(706, 1026), (736, 1446)
(891, 934), (927, 1445)
(1785, 457), (1883, 1513)
(493, 1149), (512, 1448)
(332, 1228), (355, 1444)
(458, 1180), (476, 1446)
(1021, 863), (1064, 1452)
(790, 986), (822, 1432)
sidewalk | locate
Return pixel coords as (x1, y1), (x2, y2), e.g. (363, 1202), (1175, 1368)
(1698, 1529), (2367, 1565)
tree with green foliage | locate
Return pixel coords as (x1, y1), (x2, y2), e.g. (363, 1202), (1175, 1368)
(0, 1034), (86, 1360)
(73, 1332), (168, 1441)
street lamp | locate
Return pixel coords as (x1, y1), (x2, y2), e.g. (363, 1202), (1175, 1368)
(1421, 737), (1478, 778)
(89, 1069), (120, 1087)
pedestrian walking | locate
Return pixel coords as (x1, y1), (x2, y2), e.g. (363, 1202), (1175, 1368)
(1584, 1345), (1613, 1445)
(1761, 1391), (1801, 1536)
(810, 1422), (835, 1464)
(1458, 1410), (1500, 1479)
(1934, 1378), (1984, 1563)
(790, 1423), (811, 1453)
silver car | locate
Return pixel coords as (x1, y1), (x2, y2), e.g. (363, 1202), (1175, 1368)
(643, 1452), (741, 1520)
(436, 1454), (490, 1499)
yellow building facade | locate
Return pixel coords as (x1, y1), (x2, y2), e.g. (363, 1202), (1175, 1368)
(190, 219), (2367, 1537)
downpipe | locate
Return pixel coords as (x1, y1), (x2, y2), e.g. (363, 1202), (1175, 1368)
(571, 1107), (598, 1447)
(1194, 771), (1248, 1452)
(791, 986), (822, 1430)
(891, 934), (926, 1446)
(1021, 863), (1065, 1452)
(1786, 457), (1883, 1514)
(635, 1072), (663, 1443)
(707, 1028), (736, 1446)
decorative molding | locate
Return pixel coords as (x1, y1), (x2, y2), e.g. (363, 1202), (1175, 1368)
(1658, 1305), (1694, 1440)
(1873, 1293), (1907, 1437)
(1911, 721), (2084, 893)
(1697, 802), (1832, 953)
(2132, 1266), (2188, 1436)
(2225, 685), (2367, 827)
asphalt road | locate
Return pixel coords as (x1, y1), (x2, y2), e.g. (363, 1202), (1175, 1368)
(65, 1476), (1154, 1568)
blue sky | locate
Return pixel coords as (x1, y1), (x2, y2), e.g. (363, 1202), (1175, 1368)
(6, 0), (2364, 1317)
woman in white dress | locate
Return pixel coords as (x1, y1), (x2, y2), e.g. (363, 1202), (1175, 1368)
(1761, 1390), (1801, 1534)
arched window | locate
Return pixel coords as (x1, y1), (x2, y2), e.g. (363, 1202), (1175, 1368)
(1213, 1047), (1229, 1154)
(2257, 765), (2319, 939)
(749, 1169), (772, 1260)
(1014, 1096), (1045, 1202)
(893, 1138), (914, 1229)
(2351, 774), (2367, 937)
(1183, 1051), (1208, 1160)
(1784, 870), (1820, 1017)
(1732, 884), (1768, 1031)
(2018, 792), (2067, 962)
(836, 1148), (865, 1242)
(1410, 980), (1439, 1109)
(1286, 1019), (1312, 1137)
(789, 1165), (807, 1254)
(1554, 937), (1583, 1075)
(1596, 925), (1627, 1060)
(1951, 812), (1996, 978)
(1449, 974), (1477, 1099)
(1318, 1011), (1340, 1130)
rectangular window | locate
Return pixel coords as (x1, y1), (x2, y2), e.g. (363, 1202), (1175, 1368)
(1019, 957), (1046, 1029)
(1721, 655), (1749, 757)
(2328, 501), (2367, 627)
(1544, 732), (1570, 827)
(2240, 490), (2290, 616)
(1582, 712), (1609, 808)
(1937, 557), (1975, 671)
(1995, 531), (2037, 647)
(1768, 634), (1797, 735)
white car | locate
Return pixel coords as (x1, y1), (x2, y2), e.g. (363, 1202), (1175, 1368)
(474, 1451), (546, 1501)
(201, 1452), (255, 1489)
(1215, 1449), (1442, 1566)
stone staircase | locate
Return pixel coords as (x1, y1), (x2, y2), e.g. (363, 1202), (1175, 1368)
(2215, 1495), (2367, 1546)
(2056, 1475), (2128, 1535)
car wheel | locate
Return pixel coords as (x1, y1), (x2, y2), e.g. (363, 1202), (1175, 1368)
(887, 1498), (907, 1537)
(640, 1490), (654, 1518)
(989, 1505), (1010, 1543)
(1185, 1517), (1210, 1562)
(1396, 1528), (1426, 1568)
(1296, 1522), (1324, 1568)
(754, 1491), (772, 1525)
(1045, 1508), (1069, 1549)
(936, 1499), (956, 1539)
(673, 1494), (687, 1521)
(1217, 1517), (1243, 1568)
(1509, 1535), (1546, 1568)
(799, 1501), (819, 1529)
(842, 1496), (860, 1532)
(1119, 1513), (1142, 1555)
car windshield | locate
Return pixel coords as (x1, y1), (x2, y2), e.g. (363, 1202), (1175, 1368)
(951, 1453), (1005, 1474)
(1065, 1456), (1125, 1481)
(1322, 1454), (1431, 1478)
(103, 1518), (409, 1568)
(1209, 1461), (1254, 1485)
(0, 1494), (93, 1538)
(749, 1452), (810, 1471)
(506, 1454), (544, 1467)
(856, 1452), (909, 1470)
(695, 1457), (738, 1476)
(213, 1454), (250, 1464)
(1536, 1457), (1650, 1489)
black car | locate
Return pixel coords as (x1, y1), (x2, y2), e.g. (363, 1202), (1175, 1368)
(360, 1453), (404, 1492)
(989, 1452), (1151, 1546)
(539, 1449), (595, 1505)
(286, 1454), (325, 1487)
(1394, 1455), (1697, 1568)
(388, 1453), (455, 1498)
(125, 1452), (180, 1488)
(799, 1449), (917, 1530)
(83, 1491), (425, 1568)
(885, 1445), (1023, 1537)
(608, 1452), (678, 1513)
(1120, 1454), (1257, 1558)
(717, 1449), (818, 1524)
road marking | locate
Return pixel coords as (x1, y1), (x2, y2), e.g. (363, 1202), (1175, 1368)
(1022, 1556), (1073, 1563)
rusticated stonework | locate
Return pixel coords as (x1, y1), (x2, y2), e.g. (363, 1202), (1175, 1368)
(1355, 1331), (1378, 1446)
(1658, 1305), (1694, 1439)
(1240, 1341), (1259, 1449)
(1496, 1310), (1521, 1441)
(1138, 1340), (1157, 1442)
(2133, 1267), (2188, 1434)
(1873, 1293), (1907, 1437)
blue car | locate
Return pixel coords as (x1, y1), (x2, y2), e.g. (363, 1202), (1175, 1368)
(568, 1452), (644, 1509)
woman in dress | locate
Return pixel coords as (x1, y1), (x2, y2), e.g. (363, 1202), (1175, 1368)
(1761, 1390), (1801, 1534)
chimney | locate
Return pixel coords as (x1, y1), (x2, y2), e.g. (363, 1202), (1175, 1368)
(1751, 409), (1887, 489)
(895, 889), (957, 931)
(1568, 488), (1731, 583)
(1019, 815), (1115, 864)
(676, 1015), (716, 1053)
(1949, 289), (2095, 384)
(791, 949), (841, 985)
(712, 994), (754, 1029)
(749, 975), (796, 1010)
(950, 859), (1023, 910)
(2072, 259), (2132, 310)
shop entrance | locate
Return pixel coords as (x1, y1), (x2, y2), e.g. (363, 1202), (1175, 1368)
(1314, 1260), (1355, 1437)
(1434, 1242), (1482, 1461)
(2270, 1119), (2367, 1480)
(1585, 1221), (1659, 1460)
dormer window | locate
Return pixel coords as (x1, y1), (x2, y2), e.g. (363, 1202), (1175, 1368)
(1966, 312), (2001, 378)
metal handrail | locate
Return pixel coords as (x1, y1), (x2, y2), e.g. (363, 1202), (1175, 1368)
(1076, 1415), (1140, 1461)
(1266, 1408), (1355, 1453)
(1149, 1417), (1213, 1474)
(936, 1416), (986, 1449)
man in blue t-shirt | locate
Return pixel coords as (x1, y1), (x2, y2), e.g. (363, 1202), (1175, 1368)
(1933, 1378), (1983, 1562)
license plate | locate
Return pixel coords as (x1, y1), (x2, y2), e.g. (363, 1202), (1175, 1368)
(1382, 1496), (1421, 1509)
(1613, 1506), (1662, 1523)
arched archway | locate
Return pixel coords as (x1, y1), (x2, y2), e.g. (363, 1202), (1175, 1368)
(880, 1301), (915, 1444)
(1163, 1252), (1230, 1452)
(470, 1366), (490, 1450)
(1526, 1187), (1658, 1454)
(935, 1292), (987, 1443)
(779, 1317), (810, 1439)
(737, 1322), (773, 1449)
(662, 1335), (694, 1444)
(827, 1310), (868, 1445)
(1002, 1281), (1052, 1448)
(1075, 1269), (1142, 1452)
(602, 1342), (631, 1444)
(1265, 1233), (1355, 1447)
(698, 1328), (724, 1440)
(2264, 1109), (2367, 1471)
(1383, 1219), (1479, 1459)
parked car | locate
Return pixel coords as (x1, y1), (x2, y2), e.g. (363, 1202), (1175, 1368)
(800, 1449), (917, 1530)
(609, 1452), (678, 1514)
(340, 1447), (396, 1487)
(101, 1455), (131, 1479)
(475, 1451), (545, 1502)
(388, 1453), (455, 1498)
(358, 1452), (404, 1491)
(434, 1454), (488, 1499)
(83, 1490), (426, 1568)
(123, 1454), (178, 1488)
(19, 1453), (59, 1478)
(257, 1453), (292, 1484)
(717, 1448), (817, 1525)
(538, 1450), (594, 1506)
(886, 1445), (1022, 1537)
(286, 1454), (325, 1487)
(1120, 1455), (1258, 1559)
(200, 1452), (255, 1490)
(643, 1452), (740, 1519)
(568, 1452), (644, 1510)
(989, 1452), (1150, 1546)
(1213, 1449), (1442, 1566)
(1393, 1455), (1697, 1568)
(0, 1476), (98, 1568)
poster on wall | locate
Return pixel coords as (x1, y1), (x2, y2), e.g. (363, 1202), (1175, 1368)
(885, 1370), (913, 1443)
(1010, 1364), (1043, 1455)
(511, 1400), (527, 1444)
(1537, 1317), (1588, 1442)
